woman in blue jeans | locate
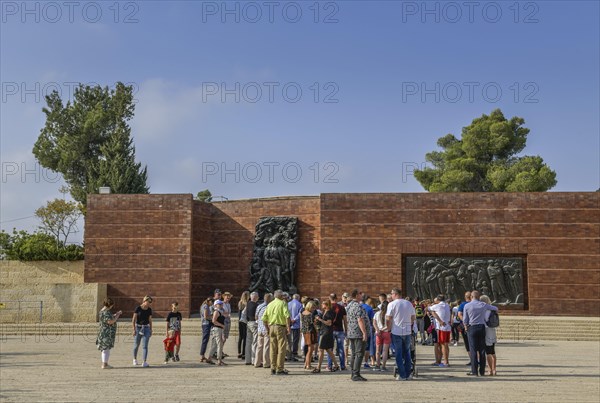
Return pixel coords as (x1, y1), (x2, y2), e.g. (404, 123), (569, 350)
(132, 295), (153, 367)
(199, 297), (214, 363)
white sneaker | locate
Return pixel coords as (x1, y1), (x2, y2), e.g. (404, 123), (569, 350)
(133, 359), (138, 366)
(163, 361), (168, 365)
(142, 361), (150, 367)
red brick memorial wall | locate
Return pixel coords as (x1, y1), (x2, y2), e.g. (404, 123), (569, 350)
(85, 194), (193, 317)
(85, 192), (599, 317)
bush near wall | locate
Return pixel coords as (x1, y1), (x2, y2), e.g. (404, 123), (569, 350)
(0, 230), (83, 261)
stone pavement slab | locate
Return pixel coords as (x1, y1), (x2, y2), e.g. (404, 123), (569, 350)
(0, 332), (599, 402)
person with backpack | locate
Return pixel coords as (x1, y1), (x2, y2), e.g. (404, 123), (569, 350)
(463, 290), (498, 376)
(480, 295), (498, 375)
(414, 298), (426, 344)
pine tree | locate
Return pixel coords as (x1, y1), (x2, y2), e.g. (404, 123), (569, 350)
(414, 109), (557, 192)
(90, 123), (149, 194)
(33, 82), (149, 205)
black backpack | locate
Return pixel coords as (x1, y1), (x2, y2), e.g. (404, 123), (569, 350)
(486, 310), (500, 328)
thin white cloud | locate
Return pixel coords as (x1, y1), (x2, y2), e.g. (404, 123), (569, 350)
(132, 78), (210, 141)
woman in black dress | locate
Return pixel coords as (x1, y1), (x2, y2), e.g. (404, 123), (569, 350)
(301, 300), (318, 371)
(314, 299), (339, 373)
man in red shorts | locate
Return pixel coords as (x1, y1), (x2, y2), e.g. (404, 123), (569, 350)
(428, 295), (452, 367)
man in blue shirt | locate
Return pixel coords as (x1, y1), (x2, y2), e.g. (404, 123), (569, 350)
(463, 290), (498, 376)
(287, 294), (302, 361)
(457, 291), (472, 364)
(361, 297), (375, 368)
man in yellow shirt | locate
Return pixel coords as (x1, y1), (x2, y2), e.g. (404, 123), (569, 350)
(262, 289), (291, 375)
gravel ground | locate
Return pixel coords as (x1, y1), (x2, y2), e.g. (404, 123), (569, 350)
(1, 332), (599, 402)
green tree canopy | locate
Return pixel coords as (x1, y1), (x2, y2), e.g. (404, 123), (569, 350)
(195, 189), (213, 202)
(414, 109), (557, 192)
(0, 229), (83, 261)
(88, 121), (149, 195)
(33, 82), (149, 206)
(34, 198), (83, 246)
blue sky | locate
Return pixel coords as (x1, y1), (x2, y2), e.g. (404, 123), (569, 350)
(1, 0), (599, 241)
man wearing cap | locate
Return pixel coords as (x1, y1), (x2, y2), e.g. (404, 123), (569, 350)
(210, 289), (222, 315)
(262, 289), (291, 375)
(208, 299), (227, 366)
(341, 292), (350, 306)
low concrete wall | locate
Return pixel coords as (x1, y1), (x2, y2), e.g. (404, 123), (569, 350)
(0, 260), (84, 284)
(0, 261), (106, 323)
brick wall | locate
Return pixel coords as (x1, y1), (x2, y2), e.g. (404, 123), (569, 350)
(84, 192), (599, 317)
(85, 194), (193, 318)
(207, 197), (321, 304)
(320, 193), (599, 316)
(191, 201), (212, 312)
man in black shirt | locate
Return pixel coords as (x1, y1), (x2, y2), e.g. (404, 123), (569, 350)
(245, 292), (260, 365)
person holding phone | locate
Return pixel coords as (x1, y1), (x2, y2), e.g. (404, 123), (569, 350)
(96, 297), (122, 369)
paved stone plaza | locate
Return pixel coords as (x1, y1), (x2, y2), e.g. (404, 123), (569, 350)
(1, 333), (598, 402)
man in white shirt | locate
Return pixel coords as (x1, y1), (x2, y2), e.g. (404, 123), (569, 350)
(386, 288), (416, 381)
(428, 295), (452, 367)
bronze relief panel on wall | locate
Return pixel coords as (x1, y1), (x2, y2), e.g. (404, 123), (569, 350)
(249, 216), (298, 295)
(405, 256), (524, 306)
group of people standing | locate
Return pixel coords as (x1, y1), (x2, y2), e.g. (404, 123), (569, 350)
(227, 287), (420, 381)
(412, 290), (499, 376)
(96, 295), (183, 369)
(95, 288), (499, 379)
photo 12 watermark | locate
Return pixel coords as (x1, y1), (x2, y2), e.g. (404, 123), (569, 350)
(0, 323), (144, 344)
(200, 1), (340, 24)
(200, 81), (339, 104)
(401, 162), (431, 183)
(400, 1), (540, 24)
(201, 161), (340, 184)
(401, 81), (540, 104)
(400, 240), (505, 255)
(1, 81), (140, 104)
(1, 162), (61, 184)
(1, 1), (140, 24)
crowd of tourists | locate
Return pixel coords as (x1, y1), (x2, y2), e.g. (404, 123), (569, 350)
(96, 288), (499, 379)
